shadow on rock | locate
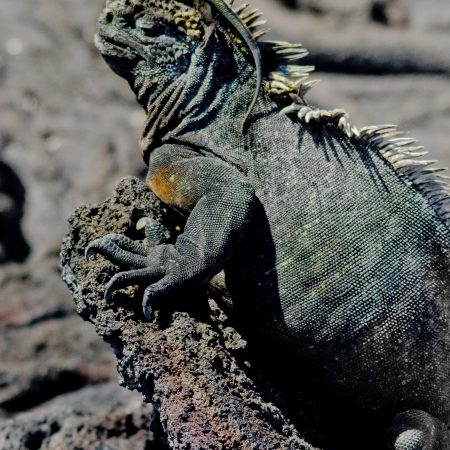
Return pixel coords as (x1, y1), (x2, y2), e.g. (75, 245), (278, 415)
(0, 160), (29, 263)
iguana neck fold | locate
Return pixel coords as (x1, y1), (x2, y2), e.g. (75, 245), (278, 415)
(138, 75), (188, 163)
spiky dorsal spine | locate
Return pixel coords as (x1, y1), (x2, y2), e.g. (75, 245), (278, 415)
(360, 125), (450, 227)
(227, 1), (270, 40)
(260, 26), (450, 228)
(226, 2), (450, 228)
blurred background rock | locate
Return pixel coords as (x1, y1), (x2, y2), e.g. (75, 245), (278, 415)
(0, 0), (448, 447)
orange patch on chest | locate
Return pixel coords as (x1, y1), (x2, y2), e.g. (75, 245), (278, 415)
(148, 167), (193, 211)
(148, 167), (177, 205)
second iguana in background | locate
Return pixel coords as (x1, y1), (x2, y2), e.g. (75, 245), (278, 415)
(85, 0), (450, 448)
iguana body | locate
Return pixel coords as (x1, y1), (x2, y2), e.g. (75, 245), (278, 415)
(87, 0), (450, 448)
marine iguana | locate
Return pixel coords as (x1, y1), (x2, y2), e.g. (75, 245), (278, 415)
(85, 0), (450, 448)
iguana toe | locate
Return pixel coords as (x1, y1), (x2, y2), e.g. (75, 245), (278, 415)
(143, 305), (153, 320)
(104, 267), (165, 301)
(86, 227), (189, 317)
(142, 275), (181, 319)
(85, 236), (148, 268)
(85, 233), (147, 257)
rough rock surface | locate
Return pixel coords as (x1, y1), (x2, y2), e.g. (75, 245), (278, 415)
(60, 177), (318, 450)
(0, 0), (144, 437)
(0, 382), (164, 450)
(0, 253), (117, 415)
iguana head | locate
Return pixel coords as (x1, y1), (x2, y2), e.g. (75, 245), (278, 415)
(95, 0), (203, 100)
(96, 0), (264, 128)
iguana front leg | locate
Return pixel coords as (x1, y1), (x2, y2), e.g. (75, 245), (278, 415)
(85, 144), (255, 318)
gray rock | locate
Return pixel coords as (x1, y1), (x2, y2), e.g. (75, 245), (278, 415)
(0, 0), (145, 263)
(370, 0), (409, 27)
(260, 1), (450, 76)
(0, 257), (117, 414)
(60, 177), (318, 450)
(0, 0), (141, 418)
(0, 314), (116, 413)
(408, 0), (450, 32)
(0, 382), (163, 450)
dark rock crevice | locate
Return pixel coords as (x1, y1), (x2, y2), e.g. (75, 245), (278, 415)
(0, 160), (30, 264)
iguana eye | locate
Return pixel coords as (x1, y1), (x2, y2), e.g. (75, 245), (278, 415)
(105, 11), (114, 24)
(136, 17), (165, 37)
(135, 17), (153, 30)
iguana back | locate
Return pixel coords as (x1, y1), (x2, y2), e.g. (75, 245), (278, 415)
(233, 108), (450, 414)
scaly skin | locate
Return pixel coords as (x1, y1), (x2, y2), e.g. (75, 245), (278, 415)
(86, 1), (450, 448)
(198, 0), (262, 130)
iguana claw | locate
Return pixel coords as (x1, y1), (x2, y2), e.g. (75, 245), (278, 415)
(84, 235), (148, 268)
(143, 305), (153, 320)
(85, 218), (182, 318)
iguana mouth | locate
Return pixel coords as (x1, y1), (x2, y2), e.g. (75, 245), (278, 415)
(95, 33), (140, 60)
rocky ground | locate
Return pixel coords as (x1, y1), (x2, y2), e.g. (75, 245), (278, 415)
(0, 0), (448, 448)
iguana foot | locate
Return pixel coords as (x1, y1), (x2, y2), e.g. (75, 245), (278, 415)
(388, 410), (445, 450)
(85, 218), (201, 319)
